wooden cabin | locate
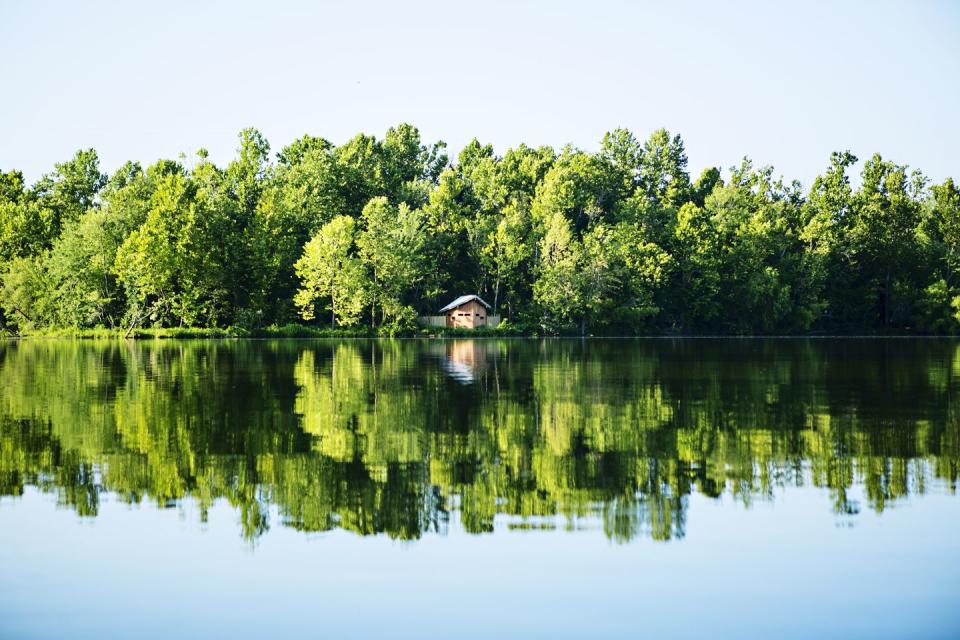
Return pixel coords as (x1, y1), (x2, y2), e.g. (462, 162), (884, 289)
(440, 295), (492, 329)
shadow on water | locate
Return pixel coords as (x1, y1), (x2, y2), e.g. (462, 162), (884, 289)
(0, 338), (957, 542)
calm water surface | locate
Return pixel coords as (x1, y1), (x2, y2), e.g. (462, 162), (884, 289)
(1, 338), (958, 638)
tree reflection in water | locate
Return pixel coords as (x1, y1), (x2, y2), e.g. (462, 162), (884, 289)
(0, 338), (957, 542)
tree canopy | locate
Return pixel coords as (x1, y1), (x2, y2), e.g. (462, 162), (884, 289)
(1, 125), (957, 335)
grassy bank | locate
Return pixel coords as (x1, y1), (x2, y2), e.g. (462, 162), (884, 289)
(3, 323), (530, 340)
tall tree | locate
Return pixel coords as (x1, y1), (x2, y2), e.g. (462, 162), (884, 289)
(357, 197), (428, 328)
(917, 178), (960, 331)
(846, 154), (924, 328)
(534, 212), (584, 332)
(294, 215), (367, 327)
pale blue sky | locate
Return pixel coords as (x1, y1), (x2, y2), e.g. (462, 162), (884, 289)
(1, 0), (958, 186)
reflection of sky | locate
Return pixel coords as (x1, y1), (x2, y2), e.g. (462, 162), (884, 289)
(2, 486), (959, 639)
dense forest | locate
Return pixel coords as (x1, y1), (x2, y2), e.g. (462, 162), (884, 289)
(1, 124), (958, 335)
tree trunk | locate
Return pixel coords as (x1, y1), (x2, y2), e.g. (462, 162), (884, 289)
(884, 271), (891, 327)
(124, 309), (144, 339)
(370, 272), (378, 328)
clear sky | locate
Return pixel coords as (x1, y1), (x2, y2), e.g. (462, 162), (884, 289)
(1, 0), (958, 187)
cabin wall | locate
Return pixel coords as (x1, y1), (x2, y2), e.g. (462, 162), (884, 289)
(446, 300), (488, 328)
(421, 313), (500, 329)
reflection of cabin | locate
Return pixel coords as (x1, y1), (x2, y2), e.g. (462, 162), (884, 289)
(443, 340), (488, 383)
(439, 295), (492, 329)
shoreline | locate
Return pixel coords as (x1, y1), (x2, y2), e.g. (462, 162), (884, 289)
(2, 327), (956, 341)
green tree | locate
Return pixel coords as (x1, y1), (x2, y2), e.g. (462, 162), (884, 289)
(847, 155), (924, 328)
(637, 129), (690, 210)
(917, 177), (960, 332)
(253, 136), (345, 322)
(534, 212), (584, 331)
(0, 254), (52, 332)
(581, 222), (669, 332)
(30, 149), (107, 242)
(357, 197), (428, 328)
(44, 210), (124, 327)
(294, 215), (368, 327)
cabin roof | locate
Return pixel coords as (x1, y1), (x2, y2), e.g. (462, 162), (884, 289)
(439, 294), (491, 313)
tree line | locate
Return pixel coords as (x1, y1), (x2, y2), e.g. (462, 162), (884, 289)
(1, 124), (958, 335)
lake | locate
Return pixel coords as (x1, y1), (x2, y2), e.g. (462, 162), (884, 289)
(1, 338), (958, 638)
